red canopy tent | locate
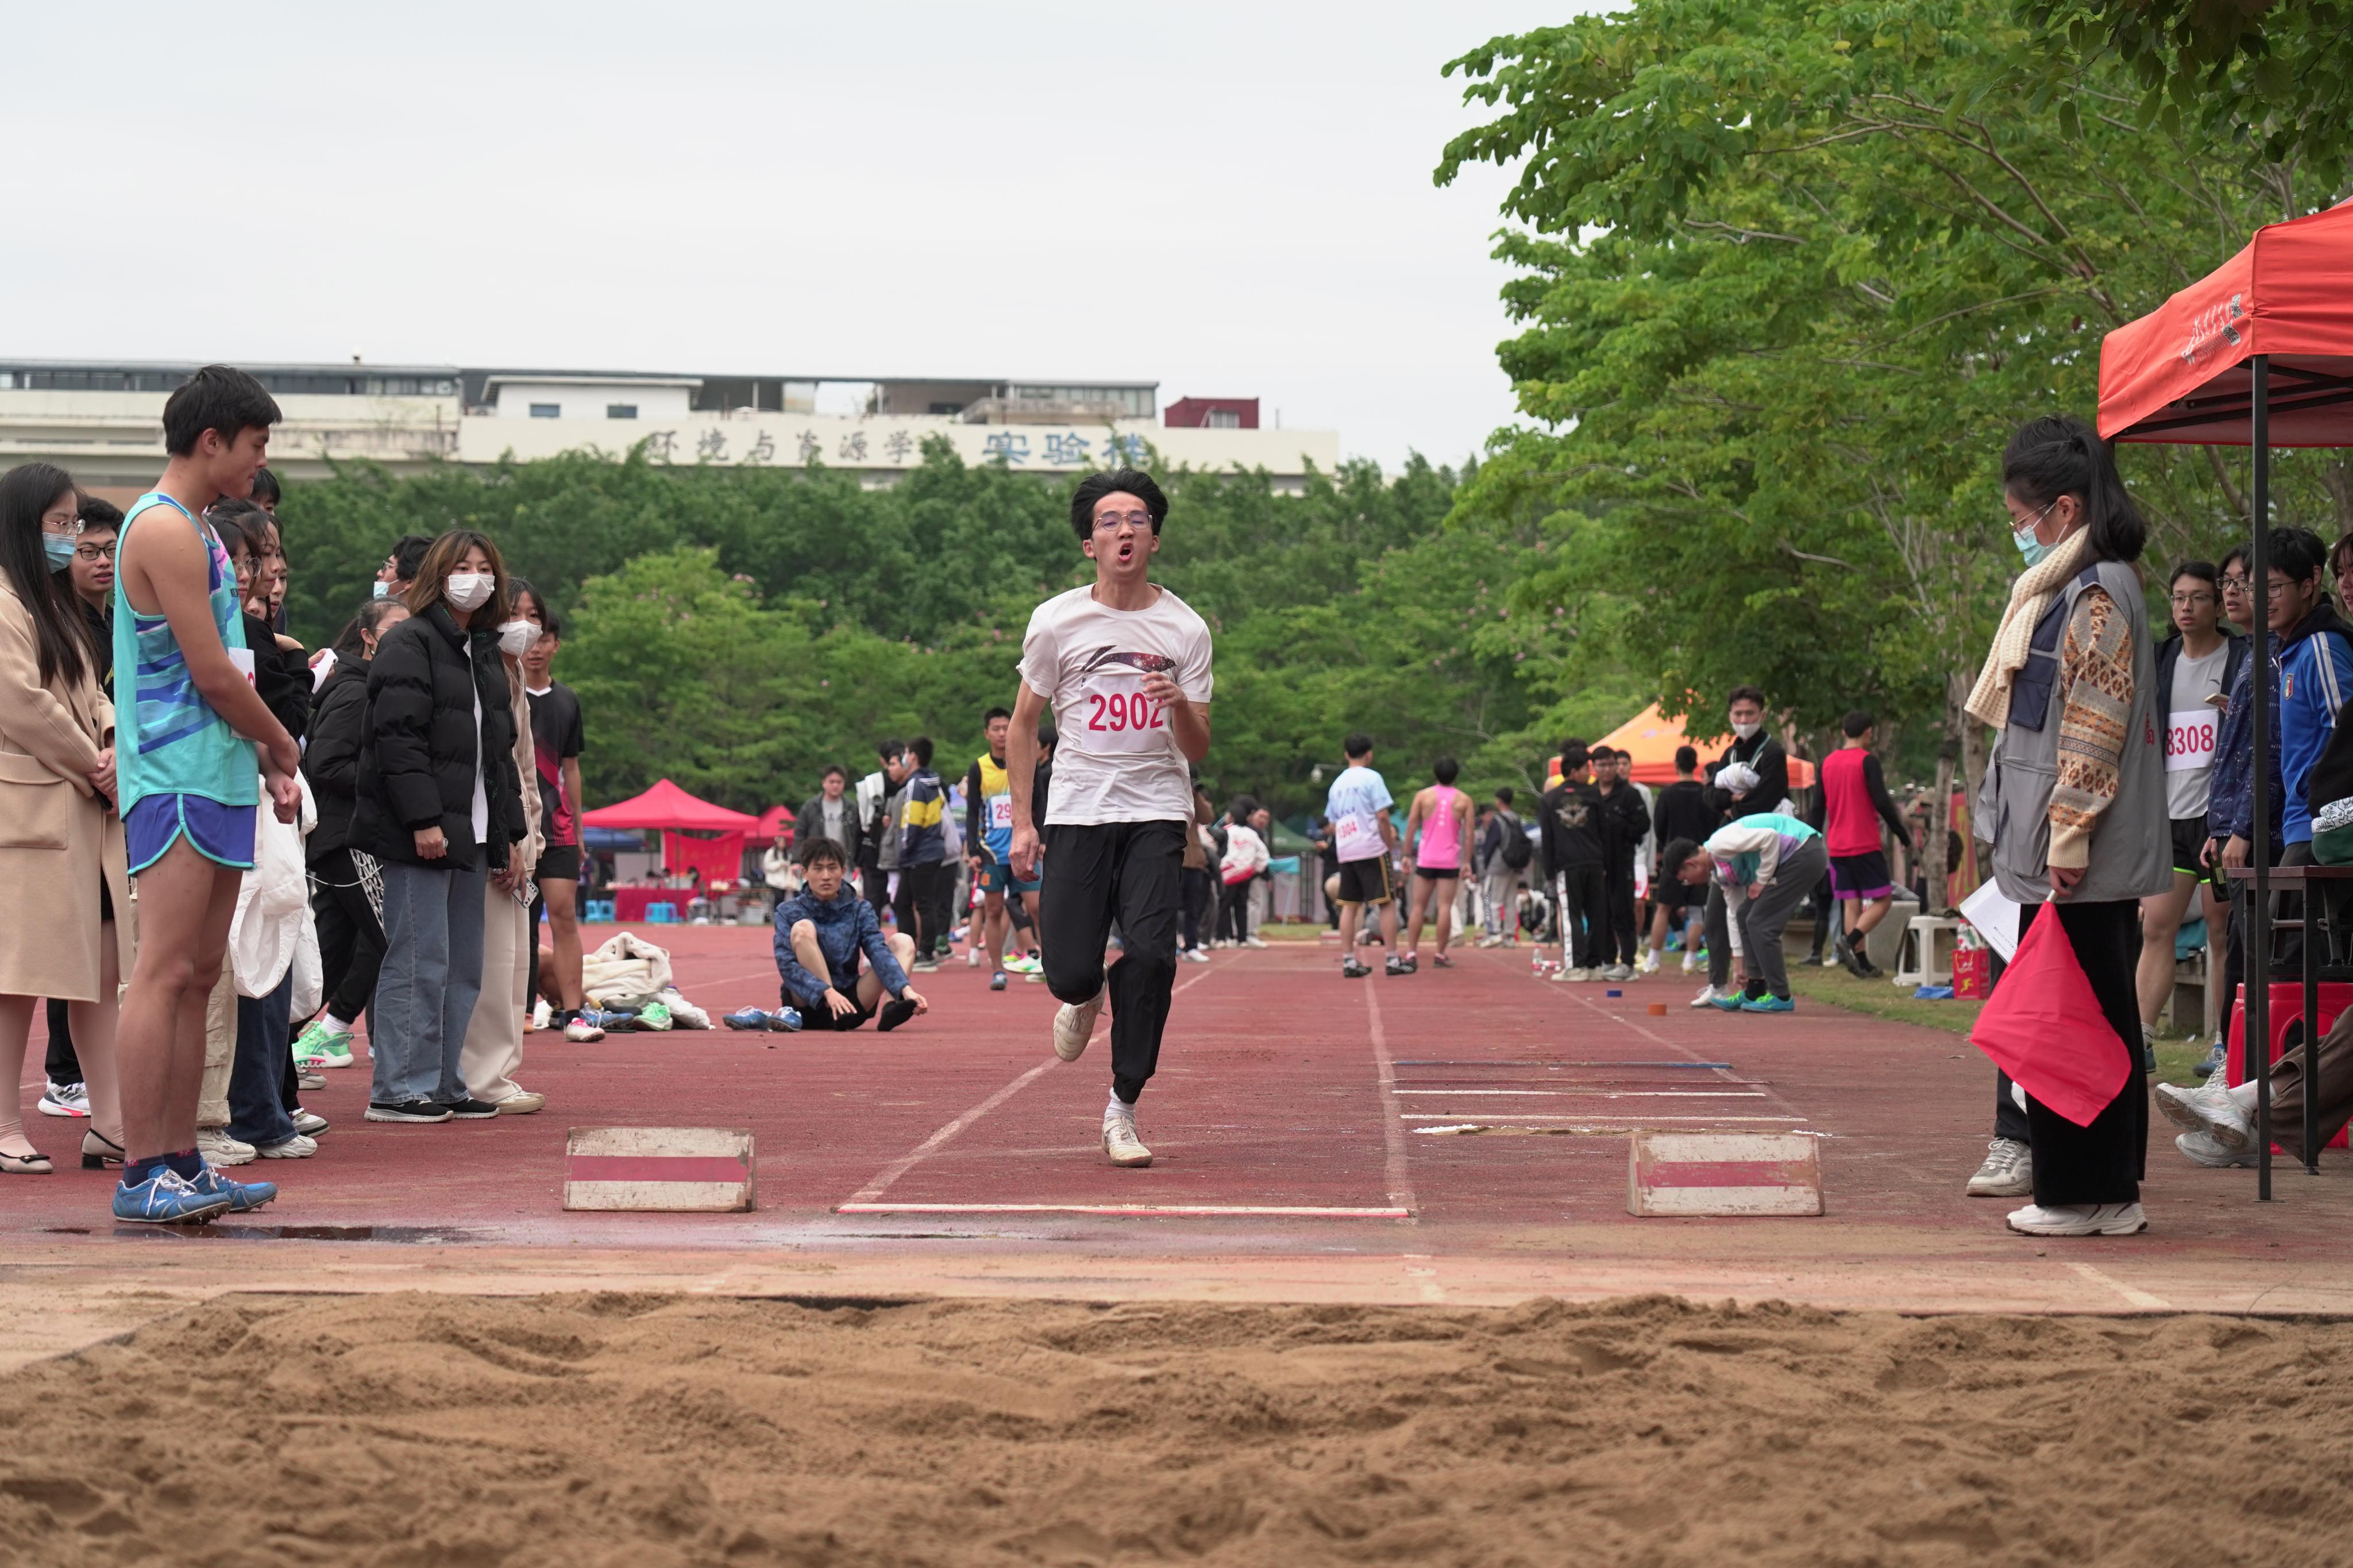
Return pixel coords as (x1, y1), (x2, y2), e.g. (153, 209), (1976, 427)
(2099, 197), (2353, 1196)
(581, 779), (763, 890)
(754, 804), (796, 843)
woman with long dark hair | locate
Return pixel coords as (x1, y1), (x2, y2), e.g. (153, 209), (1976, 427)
(0, 463), (132, 1174)
(355, 530), (527, 1123)
(1966, 414), (2167, 1235)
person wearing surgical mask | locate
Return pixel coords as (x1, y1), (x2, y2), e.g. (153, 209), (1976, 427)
(353, 530), (528, 1126)
(1687, 684), (1790, 1009)
(456, 579), (549, 1115)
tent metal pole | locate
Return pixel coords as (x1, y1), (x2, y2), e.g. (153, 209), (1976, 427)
(2250, 353), (2272, 1202)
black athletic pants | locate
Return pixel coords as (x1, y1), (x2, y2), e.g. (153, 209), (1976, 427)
(1557, 863), (1607, 969)
(1216, 877), (1252, 944)
(902, 860), (955, 961)
(1180, 866), (1212, 950)
(1992, 898), (2147, 1206)
(311, 849), (386, 1026)
(860, 856), (892, 926)
(1040, 820), (1184, 1105)
(1602, 858), (1639, 965)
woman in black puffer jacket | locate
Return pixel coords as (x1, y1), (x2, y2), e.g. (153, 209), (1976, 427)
(354, 531), (527, 1123)
(294, 597), (411, 1070)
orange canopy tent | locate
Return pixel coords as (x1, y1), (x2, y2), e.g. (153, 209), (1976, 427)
(1585, 703), (1815, 790)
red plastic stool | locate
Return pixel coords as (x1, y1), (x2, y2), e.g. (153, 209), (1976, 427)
(2224, 981), (2353, 1150)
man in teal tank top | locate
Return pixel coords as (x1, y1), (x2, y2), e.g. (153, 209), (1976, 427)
(109, 366), (303, 1225)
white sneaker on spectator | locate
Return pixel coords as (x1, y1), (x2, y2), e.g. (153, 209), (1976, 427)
(563, 1014), (605, 1043)
(1602, 963), (1633, 982)
(1244, 935), (1267, 949)
(256, 1133), (318, 1159)
(1689, 983), (1735, 1009)
(37, 1080), (89, 1118)
(2006, 1201), (2146, 1237)
(1552, 967), (1590, 983)
(1965, 1138), (2033, 1197)
(2175, 1130), (2254, 1168)
(290, 1109), (330, 1137)
(1681, 952), (1701, 973)
(1637, 952), (1660, 974)
(2154, 1081), (2252, 1151)
(1102, 1113), (1153, 1168)
(195, 1128), (256, 1167)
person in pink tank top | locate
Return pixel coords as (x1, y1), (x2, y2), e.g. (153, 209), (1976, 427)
(1401, 757), (1475, 970)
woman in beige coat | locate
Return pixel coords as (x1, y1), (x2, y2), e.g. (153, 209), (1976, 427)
(458, 582), (548, 1113)
(0, 463), (133, 1175)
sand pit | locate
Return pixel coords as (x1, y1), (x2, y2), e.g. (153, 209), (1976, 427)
(3, 1291), (2350, 1566)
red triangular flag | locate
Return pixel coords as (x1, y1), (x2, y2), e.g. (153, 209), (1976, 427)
(1967, 901), (2131, 1127)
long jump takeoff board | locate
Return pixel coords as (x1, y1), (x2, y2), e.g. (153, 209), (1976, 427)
(563, 1126), (756, 1212)
(1626, 1130), (1823, 1217)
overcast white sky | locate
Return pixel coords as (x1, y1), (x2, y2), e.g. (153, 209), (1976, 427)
(5, 2), (1591, 473)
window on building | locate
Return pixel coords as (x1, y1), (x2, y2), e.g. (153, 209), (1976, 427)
(1207, 410), (1240, 428)
(530, 403), (560, 419)
(607, 404), (638, 420)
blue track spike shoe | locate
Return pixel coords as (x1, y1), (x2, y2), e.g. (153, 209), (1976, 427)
(113, 1168), (234, 1225)
(189, 1163), (279, 1214)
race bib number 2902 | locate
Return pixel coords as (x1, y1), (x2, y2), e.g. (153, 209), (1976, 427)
(1080, 675), (1168, 754)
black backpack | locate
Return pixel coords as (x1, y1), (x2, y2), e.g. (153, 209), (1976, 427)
(1498, 812), (1533, 870)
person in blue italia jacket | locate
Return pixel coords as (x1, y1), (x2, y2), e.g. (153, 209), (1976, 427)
(773, 836), (927, 1032)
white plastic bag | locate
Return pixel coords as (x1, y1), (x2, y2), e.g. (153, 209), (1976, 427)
(232, 774), (317, 998)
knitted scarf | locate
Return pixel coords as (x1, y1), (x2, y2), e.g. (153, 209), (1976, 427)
(1965, 528), (2095, 729)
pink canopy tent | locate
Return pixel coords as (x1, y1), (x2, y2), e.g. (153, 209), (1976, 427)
(2098, 197), (2353, 1196)
(581, 779), (762, 889)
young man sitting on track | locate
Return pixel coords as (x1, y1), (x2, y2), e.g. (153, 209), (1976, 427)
(772, 837), (928, 1033)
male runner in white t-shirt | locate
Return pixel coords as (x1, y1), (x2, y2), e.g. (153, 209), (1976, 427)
(1009, 470), (1214, 1168)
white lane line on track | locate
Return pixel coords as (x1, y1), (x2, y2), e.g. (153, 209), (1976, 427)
(1394, 1088), (1766, 1098)
(1365, 982), (1418, 1219)
(1402, 1113), (1809, 1123)
(839, 960), (1222, 1208)
(1564, 991), (1818, 1124)
(2067, 1260), (2172, 1310)
(838, 1203), (1410, 1218)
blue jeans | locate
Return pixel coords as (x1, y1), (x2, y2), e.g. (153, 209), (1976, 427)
(228, 972), (298, 1148)
(372, 860), (488, 1105)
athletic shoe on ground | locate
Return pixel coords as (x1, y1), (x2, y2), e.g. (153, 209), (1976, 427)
(1548, 967), (1581, 983)
(1384, 955), (1408, 976)
(991, 971), (1008, 991)
(878, 997), (919, 1033)
(37, 1080), (88, 1118)
(113, 1169), (232, 1225)
(770, 1007), (804, 1032)
(445, 1098), (502, 1121)
(634, 1001), (673, 1031)
(1839, 943), (1870, 979)
(2006, 1201), (2146, 1237)
(1395, 956), (1419, 975)
(1182, 947), (1211, 963)
(1637, 952), (1660, 974)
(1739, 994), (1796, 1013)
(911, 959), (939, 974)
(2190, 1041), (2227, 1080)
(365, 1100), (453, 1123)
(2175, 1129), (2254, 1168)
(1602, 963), (1633, 982)
(564, 1014), (607, 1042)
(190, 1163), (278, 1213)
(1708, 990), (1747, 1011)
(1054, 990), (1105, 1061)
(723, 1007), (773, 1030)
(296, 1068), (325, 1091)
(495, 1091), (547, 1115)
(967, 947), (983, 968)
(531, 998), (553, 1030)
(255, 1133), (318, 1160)
(1799, 952), (1824, 967)
(195, 1128), (256, 1167)
(290, 1109), (330, 1137)
(1478, 934), (1503, 949)
(1965, 1138), (2033, 1197)
(292, 1020), (354, 1068)
(1690, 983), (1735, 1009)
(1102, 1115), (1154, 1168)
(1244, 936), (1267, 949)
(2154, 1081), (2252, 1151)
(1341, 957), (1372, 979)
(1681, 952), (1701, 973)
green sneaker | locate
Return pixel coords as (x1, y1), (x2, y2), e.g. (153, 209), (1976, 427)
(634, 1000), (673, 1032)
(293, 1020), (355, 1068)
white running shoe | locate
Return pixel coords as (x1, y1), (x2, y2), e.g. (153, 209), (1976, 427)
(1637, 952), (1660, 975)
(1602, 963), (1633, 982)
(1054, 990), (1105, 1061)
(195, 1127), (257, 1167)
(563, 1014), (605, 1042)
(1965, 1138), (2034, 1197)
(1689, 983), (1735, 1009)
(2007, 1201), (2147, 1237)
(2154, 1081), (2252, 1150)
(967, 946), (983, 968)
(531, 998), (552, 1030)
(255, 1133), (319, 1160)
(1102, 1114), (1153, 1167)
(2175, 1130), (2254, 1169)
(1552, 967), (1590, 983)
(37, 1080), (89, 1118)
(1681, 952), (1701, 973)
(1181, 947), (1212, 964)
(1244, 935), (1267, 949)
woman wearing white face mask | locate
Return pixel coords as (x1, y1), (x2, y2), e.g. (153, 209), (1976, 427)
(456, 585), (547, 1113)
(1966, 413), (2167, 1237)
(353, 531), (528, 1124)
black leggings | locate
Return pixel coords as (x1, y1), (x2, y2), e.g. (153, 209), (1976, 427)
(1180, 867), (1213, 950)
(310, 849), (385, 1025)
(1216, 878), (1252, 943)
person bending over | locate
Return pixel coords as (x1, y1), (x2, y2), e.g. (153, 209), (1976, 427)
(1667, 806), (1826, 1014)
(774, 837), (927, 1032)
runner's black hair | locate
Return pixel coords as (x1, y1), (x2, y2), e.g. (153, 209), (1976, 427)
(1494, 785), (1514, 805)
(0, 462), (89, 689)
(1433, 756), (1459, 785)
(908, 735), (934, 767)
(1343, 732), (1374, 760)
(77, 496), (123, 531)
(1558, 740), (1590, 775)
(1673, 744), (1698, 773)
(1070, 468), (1168, 542)
(2001, 412), (2146, 565)
(1660, 837), (1706, 876)
(984, 705), (1012, 724)
(250, 466), (281, 507)
(797, 836), (848, 868)
(161, 365), (281, 457)
(875, 737), (902, 761)
(1841, 710), (1874, 739)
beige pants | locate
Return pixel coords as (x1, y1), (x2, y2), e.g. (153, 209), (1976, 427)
(460, 882), (531, 1104)
(195, 965), (237, 1129)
